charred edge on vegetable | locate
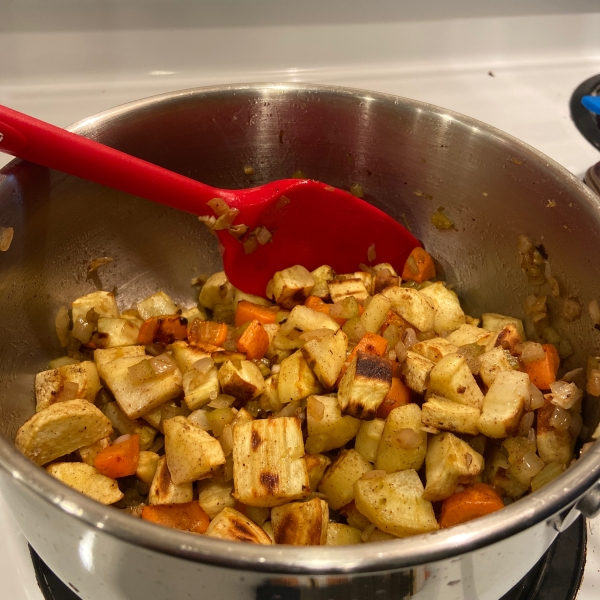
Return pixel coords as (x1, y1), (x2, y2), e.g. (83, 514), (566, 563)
(355, 351), (393, 383)
(251, 429), (263, 451)
(260, 472), (279, 493)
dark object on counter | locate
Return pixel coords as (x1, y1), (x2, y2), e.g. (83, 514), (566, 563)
(570, 74), (600, 151)
(585, 162), (600, 196)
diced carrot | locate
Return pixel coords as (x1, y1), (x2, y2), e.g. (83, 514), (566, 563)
(439, 483), (505, 528)
(523, 344), (560, 391)
(348, 332), (389, 363)
(236, 320), (269, 360)
(188, 319), (228, 347)
(137, 316), (188, 345)
(376, 377), (412, 419)
(94, 433), (140, 479)
(401, 247), (436, 283)
(304, 296), (347, 325)
(142, 501), (210, 534)
(234, 301), (277, 327)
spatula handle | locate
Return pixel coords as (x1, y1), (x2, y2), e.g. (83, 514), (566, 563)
(0, 104), (223, 215)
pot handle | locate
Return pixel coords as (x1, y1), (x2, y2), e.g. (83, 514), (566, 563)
(575, 481), (600, 519)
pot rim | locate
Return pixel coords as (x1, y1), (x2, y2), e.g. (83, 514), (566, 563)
(1, 82), (600, 575)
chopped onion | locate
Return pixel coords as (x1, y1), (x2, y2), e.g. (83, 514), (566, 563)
(465, 452), (473, 468)
(395, 428), (422, 449)
(360, 470), (386, 480)
(193, 357), (215, 373)
(86, 256), (113, 278)
(307, 399), (324, 421)
(55, 305), (70, 347)
(57, 381), (79, 402)
(420, 425), (440, 434)
(350, 183), (364, 198)
(149, 354), (177, 375)
(560, 298), (581, 322)
(562, 368), (583, 383)
(394, 340), (408, 363)
(329, 303), (345, 318)
(529, 383), (545, 410)
(128, 359), (156, 385)
(72, 316), (94, 343)
(188, 409), (210, 431)
(546, 276), (560, 298)
(277, 399), (303, 418)
(549, 406), (572, 431)
(113, 433), (132, 445)
(219, 424), (234, 456)
(0, 226), (14, 251)
(516, 411), (535, 437)
(589, 299), (600, 325)
(521, 342), (545, 365)
(587, 368), (600, 396)
(527, 427), (537, 447)
(360, 523), (377, 543)
(517, 235), (534, 253)
(207, 197), (230, 216)
(243, 236), (258, 255)
(520, 451), (545, 479)
(265, 278), (274, 300)
(214, 208), (240, 230)
(549, 380), (582, 410)
(496, 454), (510, 469)
(208, 394), (236, 409)
(271, 364), (281, 374)
(403, 329), (418, 348)
(367, 243), (376, 262)
(255, 227), (272, 245)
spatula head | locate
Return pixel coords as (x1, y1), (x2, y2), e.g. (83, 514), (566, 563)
(216, 179), (421, 296)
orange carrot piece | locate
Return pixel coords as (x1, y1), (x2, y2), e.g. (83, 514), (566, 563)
(304, 296), (348, 325)
(376, 377), (412, 419)
(188, 319), (228, 347)
(137, 316), (188, 345)
(234, 301), (277, 327)
(142, 501), (210, 534)
(401, 247), (436, 283)
(439, 483), (505, 528)
(348, 332), (389, 363)
(523, 343), (560, 390)
(94, 433), (140, 479)
(236, 320), (269, 360)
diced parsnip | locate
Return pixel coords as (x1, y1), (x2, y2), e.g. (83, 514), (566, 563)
(199, 272), (234, 309)
(262, 521), (275, 542)
(35, 360), (102, 412)
(381, 287), (435, 332)
(338, 352), (392, 420)
(492, 323), (522, 352)
(46, 462), (123, 505)
(182, 368), (220, 410)
(304, 453), (332, 491)
(204, 507), (272, 544)
(354, 470), (439, 538)
(318, 449), (372, 510)
(15, 399), (113, 466)
(355, 419), (385, 463)
(271, 265), (315, 309)
(419, 282), (466, 334)
(327, 278), (369, 303)
(96, 317), (141, 348)
(232, 417), (310, 507)
(305, 395), (361, 454)
(94, 346), (146, 375)
(277, 350), (323, 404)
(218, 359), (265, 402)
(136, 291), (179, 320)
(164, 416), (225, 484)
(102, 401), (157, 450)
(100, 355), (183, 419)
(423, 432), (484, 501)
(346, 271), (373, 295)
(136, 450), (160, 485)
(232, 288), (272, 309)
(281, 305), (339, 334)
(478, 370), (530, 438)
(169, 341), (213, 374)
(326, 522), (362, 545)
(481, 313), (525, 339)
(446, 324), (494, 347)
(197, 480), (236, 519)
(72, 291), (119, 323)
(361, 294), (392, 334)
(301, 329), (348, 390)
(536, 399), (577, 465)
(271, 498), (329, 545)
(310, 265), (336, 299)
(410, 338), (459, 363)
(259, 375), (283, 413)
(148, 456), (193, 505)
(428, 353), (484, 410)
(479, 347), (514, 388)
(76, 437), (111, 466)
(421, 396), (480, 436)
(375, 404), (427, 473)
(401, 351), (435, 394)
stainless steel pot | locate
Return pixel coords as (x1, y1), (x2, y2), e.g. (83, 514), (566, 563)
(1, 83), (600, 600)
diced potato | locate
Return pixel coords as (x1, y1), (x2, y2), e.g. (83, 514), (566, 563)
(401, 351), (435, 394)
(46, 462), (123, 505)
(310, 265), (336, 299)
(421, 396), (480, 435)
(481, 313), (525, 339)
(137, 291), (179, 320)
(479, 347), (514, 388)
(271, 265), (315, 309)
(218, 359), (265, 402)
(428, 353), (484, 410)
(232, 288), (272, 309)
(271, 498), (329, 545)
(338, 352), (392, 420)
(304, 453), (332, 491)
(96, 317), (141, 348)
(445, 324), (494, 347)
(100, 355), (183, 419)
(419, 282), (466, 334)
(169, 341), (213, 374)
(305, 395), (361, 454)
(281, 305), (339, 334)
(346, 504), (372, 531)
(199, 272), (234, 309)
(102, 401), (157, 450)
(204, 507), (272, 544)
(277, 350), (323, 404)
(72, 291), (119, 323)
(328, 278), (369, 303)
(15, 399), (113, 466)
(301, 329), (348, 390)
(326, 522), (362, 545)
(354, 470), (439, 538)
(355, 418), (385, 463)
(136, 451), (160, 485)
(148, 456), (193, 504)
(361, 526), (397, 543)
(76, 437), (111, 466)
(318, 449), (372, 510)
(361, 294), (392, 334)
(182, 368), (220, 410)
(423, 432), (484, 501)
(375, 404), (427, 473)
(197, 480), (236, 519)
(536, 399), (577, 465)
(94, 346), (146, 376)
(232, 417), (310, 507)
(381, 287), (435, 332)
(410, 338), (459, 363)
(164, 416), (225, 484)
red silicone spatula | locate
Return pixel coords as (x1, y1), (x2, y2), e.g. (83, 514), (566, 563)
(0, 104), (420, 296)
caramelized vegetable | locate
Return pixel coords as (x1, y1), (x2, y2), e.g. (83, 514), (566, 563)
(94, 433), (140, 479)
(523, 343), (560, 390)
(439, 483), (505, 528)
(401, 247), (436, 283)
(142, 501), (210, 534)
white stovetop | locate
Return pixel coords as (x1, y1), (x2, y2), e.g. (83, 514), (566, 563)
(1, 3), (600, 599)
